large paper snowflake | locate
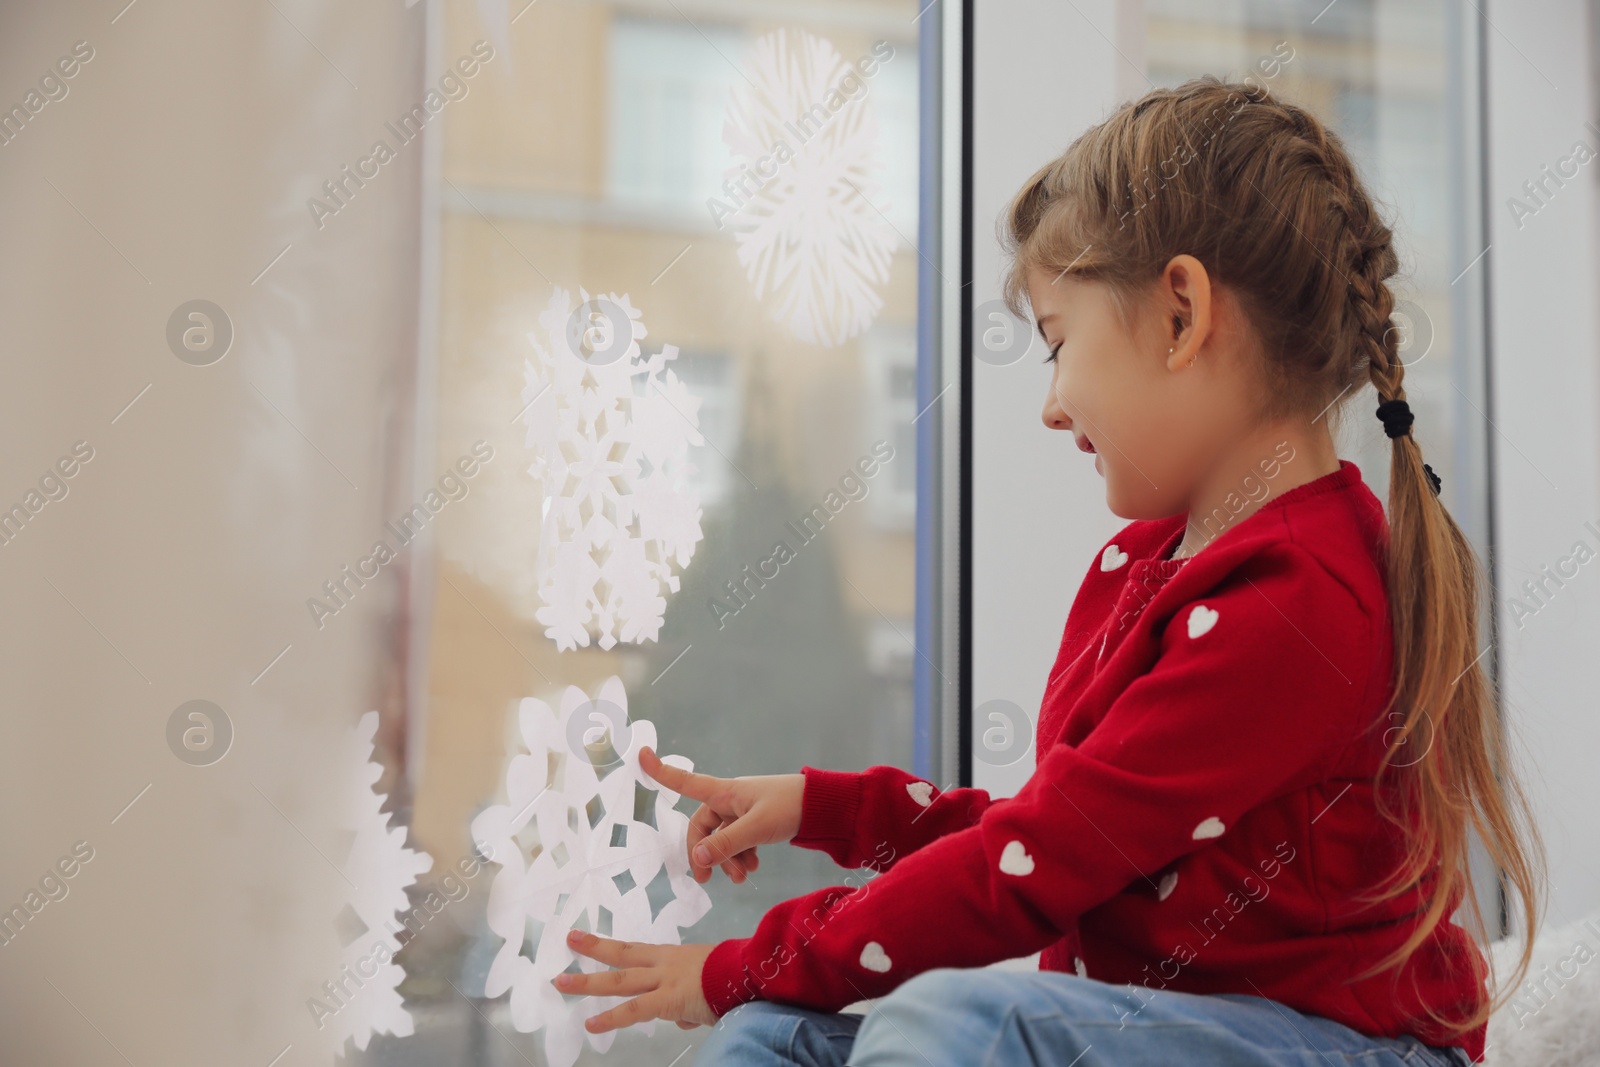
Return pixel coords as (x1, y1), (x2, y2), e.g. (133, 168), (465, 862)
(722, 28), (899, 347)
(522, 288), (705, 652)
(325, 711), (434, 1057)
(469, 677), (712, 1067)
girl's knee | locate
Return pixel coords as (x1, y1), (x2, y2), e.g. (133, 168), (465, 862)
(853, 969), (990, 1053)
(875, 967), (976, 1016)
(855, 971), (1128, 1066)
(864, 969), (1132, 1040)
(878, 967), (1100, 1019)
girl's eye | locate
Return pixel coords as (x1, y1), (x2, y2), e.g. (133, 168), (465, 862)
(1045, 343), (1061, 364)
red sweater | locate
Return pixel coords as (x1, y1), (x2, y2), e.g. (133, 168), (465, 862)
(700, 462), (1489, 1061)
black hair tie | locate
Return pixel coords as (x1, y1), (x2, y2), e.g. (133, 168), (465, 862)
(1376, 399), (1414, 438)
(1375, 398), (1443, 496)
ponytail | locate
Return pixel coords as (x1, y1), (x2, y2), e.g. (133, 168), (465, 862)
(1351, 241), (1545, 1039)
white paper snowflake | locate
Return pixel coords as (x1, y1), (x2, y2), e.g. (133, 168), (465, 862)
(325, 711), (434, 1057)
(721, 28), (899, 347)
(522, 288), (705, 652)
(469, 677), (712, 1067)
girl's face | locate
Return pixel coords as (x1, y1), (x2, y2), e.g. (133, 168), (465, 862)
(1027, 263), (1251, 520)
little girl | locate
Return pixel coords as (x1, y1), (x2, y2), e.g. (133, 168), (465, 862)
(555, 78), (1545, 1066)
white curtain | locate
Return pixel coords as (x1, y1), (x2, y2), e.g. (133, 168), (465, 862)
(0, 3), (427, 1063)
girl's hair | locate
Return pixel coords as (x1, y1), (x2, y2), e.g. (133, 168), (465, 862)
(1000, 77), (1545, 1038)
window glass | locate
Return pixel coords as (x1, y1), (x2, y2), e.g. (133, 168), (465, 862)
(368, 3), (924, 1061)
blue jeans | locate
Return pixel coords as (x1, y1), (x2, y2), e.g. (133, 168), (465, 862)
(694, 968), (1476, 1066)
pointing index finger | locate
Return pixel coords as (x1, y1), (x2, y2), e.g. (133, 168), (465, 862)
(639, 745), (720, 802)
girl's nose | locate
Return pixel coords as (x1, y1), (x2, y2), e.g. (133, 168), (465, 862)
(1041, 385), (1072, 431)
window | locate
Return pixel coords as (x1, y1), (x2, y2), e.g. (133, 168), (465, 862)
(387, 3), (927, 1061)
(605, 17), (744, 214)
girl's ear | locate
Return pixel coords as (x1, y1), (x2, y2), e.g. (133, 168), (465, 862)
(1161, 254), (1213, 371)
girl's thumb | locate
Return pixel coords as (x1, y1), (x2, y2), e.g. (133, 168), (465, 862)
(694, 828), (742, 867)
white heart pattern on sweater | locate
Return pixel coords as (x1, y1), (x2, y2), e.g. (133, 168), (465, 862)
(1100, 544), (1129, 571)
(1187, 604), (1219, 638)
(1074, 956), (1088, 978)
(905, 781), (933, 808)
(860, 941), (892, 973)
(1158, 871), (1179, 900)
(1192, 816), (1226, 840)
(998, 840), (1035, 876)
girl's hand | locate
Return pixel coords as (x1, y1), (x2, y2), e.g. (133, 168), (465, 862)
(557, 930), (717, 1033)
(640, 746), (805, 885)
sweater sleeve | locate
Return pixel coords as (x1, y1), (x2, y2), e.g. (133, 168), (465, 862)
(788, 765), (995, 871)
(702, 548), (1373, 1016)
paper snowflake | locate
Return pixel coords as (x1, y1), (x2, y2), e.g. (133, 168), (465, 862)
(325, 711), (434, 1057)
(469, 677), (712, 1067)
(721, 28), (899, 347)
(522, 288), (705, 652)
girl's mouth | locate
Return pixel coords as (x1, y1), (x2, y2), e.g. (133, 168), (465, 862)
(1075, 435), (1096, 455)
